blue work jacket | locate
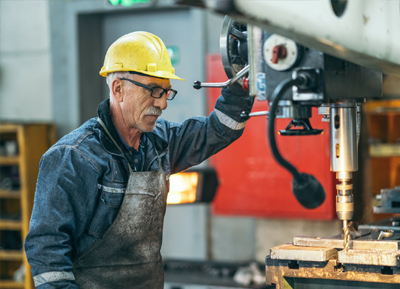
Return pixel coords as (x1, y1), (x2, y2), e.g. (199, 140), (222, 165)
(24, 87), (253, 288)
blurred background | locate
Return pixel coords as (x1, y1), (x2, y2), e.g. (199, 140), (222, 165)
(1, 1), (399, 288)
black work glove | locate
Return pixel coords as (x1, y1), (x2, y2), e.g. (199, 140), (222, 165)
(224, 82), (249, 98)
(219, 83), (254, 123)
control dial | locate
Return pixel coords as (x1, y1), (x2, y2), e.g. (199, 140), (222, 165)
(264, 34), (300, 71)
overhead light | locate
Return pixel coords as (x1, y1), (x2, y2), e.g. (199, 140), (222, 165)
(167, 168), (219, 205)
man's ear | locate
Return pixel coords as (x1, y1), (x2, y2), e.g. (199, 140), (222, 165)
(111, 78), (123, 102)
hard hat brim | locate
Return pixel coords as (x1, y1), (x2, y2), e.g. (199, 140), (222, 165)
(100, 68), (185, 81)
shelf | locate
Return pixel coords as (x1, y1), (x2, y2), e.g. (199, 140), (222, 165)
(0, 280), (24, 288)
(0, 220), (22, 230)
(0, 156), (19, 165)
(0, 250), (23, 261)
(0, 123), (56, 289)
(369, 144), (400, 157)
(364, 100), (400, 114)
(0, 190), (20, 199)
(0, 124), (19, 134)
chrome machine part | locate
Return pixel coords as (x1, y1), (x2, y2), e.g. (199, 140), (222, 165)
(275, 100), (312, 119)
(247, 24), (264, 98)
(193, 65), (249, 89)
(356, 102), (362, 147)
(330, 103), (358, 173)
(336, 182), (354, 221)
(330, 102), (358, 242)
(377, 230), (395, 241)
(374, 187), (400, 214)
(359, 215), (400, 232)
(220, 16), (247, 85)
(245, 110), (269, 118)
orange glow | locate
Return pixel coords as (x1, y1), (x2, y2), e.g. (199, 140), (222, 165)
(167, 172), (199, 204)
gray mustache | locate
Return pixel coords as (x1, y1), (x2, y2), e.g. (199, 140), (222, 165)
(145, 107), (162, 116)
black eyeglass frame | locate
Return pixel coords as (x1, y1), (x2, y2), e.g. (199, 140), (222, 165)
(120, 78), (177, 100)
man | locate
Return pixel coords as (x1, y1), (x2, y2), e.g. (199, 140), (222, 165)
(25, 31), (253, 288)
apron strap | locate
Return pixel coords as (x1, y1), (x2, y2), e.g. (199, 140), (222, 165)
(145, 132), (162, 169)
(97, 118), (133, 174)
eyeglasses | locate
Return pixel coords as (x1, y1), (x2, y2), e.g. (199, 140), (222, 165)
(120, 78), (177, 100)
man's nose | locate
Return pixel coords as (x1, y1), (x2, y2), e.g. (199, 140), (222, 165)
(154, 96), (168, 110)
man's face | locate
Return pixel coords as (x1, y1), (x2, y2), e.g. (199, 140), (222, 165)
(119, 74), (171, 133)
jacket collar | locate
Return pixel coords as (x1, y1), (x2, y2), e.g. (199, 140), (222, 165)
(95, 99), (168, 158)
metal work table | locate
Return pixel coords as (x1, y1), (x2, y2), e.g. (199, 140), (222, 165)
(265, 220), (400, 289)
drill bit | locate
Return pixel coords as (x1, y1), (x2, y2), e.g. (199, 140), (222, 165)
(343, 220), (351, 252)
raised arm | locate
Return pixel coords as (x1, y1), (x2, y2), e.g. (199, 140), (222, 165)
(166, 84), (253, 174)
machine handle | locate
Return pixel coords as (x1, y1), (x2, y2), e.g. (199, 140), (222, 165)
(240, 110), (269, 120)
(193, 65), (250, 90)
(377, 230), (394, 240)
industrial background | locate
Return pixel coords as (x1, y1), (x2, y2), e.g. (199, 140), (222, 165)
(1, 0), (400, 288)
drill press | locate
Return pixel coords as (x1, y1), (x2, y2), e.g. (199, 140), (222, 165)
(177, 0), (400, 285)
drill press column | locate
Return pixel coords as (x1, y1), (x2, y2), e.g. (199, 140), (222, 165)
(330, 104), (358, 233)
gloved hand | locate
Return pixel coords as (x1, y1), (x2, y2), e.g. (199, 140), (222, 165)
(218, 82), (254, 123)
(224, 82), (249, 98)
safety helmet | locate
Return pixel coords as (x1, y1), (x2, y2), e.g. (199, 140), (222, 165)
(99, 31), (184, 81)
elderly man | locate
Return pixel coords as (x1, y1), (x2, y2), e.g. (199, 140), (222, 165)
(25, 31), (253, 288)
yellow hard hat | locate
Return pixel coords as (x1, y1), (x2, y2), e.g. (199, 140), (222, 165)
(100, 31), (185, 81)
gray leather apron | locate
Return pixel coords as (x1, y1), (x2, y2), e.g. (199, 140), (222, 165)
(73, 118), (168, 288)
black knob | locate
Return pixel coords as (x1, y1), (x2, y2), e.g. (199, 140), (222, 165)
(193, 81), (202, 90)
(292, 173), (325, 209)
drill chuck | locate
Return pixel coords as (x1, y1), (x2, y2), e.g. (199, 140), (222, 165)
(336, 182), (354, 221)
